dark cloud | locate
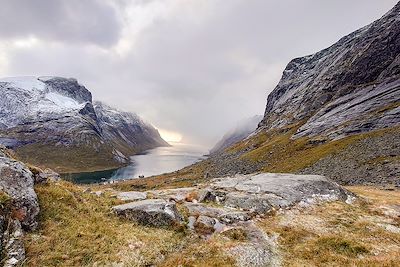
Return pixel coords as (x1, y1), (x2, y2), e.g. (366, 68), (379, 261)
(0, 0), (121, 46)
(1, 0), (398, 146)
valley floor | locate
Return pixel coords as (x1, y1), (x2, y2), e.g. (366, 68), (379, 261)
(24, 182), (400, 266)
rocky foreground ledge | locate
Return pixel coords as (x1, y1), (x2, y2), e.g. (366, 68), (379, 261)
(111, 173), (355, 266)
(113, 173), (354, 228)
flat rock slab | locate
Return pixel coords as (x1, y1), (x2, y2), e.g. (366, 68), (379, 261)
(117, 191), (147, 201)
(147, 187), (197, 202)
(210, 173), (353, 211)
(112, 199), (182, 227)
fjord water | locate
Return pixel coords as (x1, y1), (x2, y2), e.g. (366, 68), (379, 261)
(62, 142), (208, 184)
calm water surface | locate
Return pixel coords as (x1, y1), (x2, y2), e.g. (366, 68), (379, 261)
(62, 142), (208, 184)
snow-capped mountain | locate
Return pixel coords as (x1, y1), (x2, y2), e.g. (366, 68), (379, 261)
(0, 76), (168, 172)
(0, 76), (91, 128)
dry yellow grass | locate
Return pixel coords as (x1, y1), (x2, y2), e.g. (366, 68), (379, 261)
(258, 186), (400, 267)
(23, 181), (234, 266)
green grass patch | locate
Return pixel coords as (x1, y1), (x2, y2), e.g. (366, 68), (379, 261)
(0, 191), (12, 208)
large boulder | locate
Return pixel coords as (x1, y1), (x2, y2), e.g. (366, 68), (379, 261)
(112, 199), (183, 227)
(0, 157), (39, 230)
(0, 147), (40, 266)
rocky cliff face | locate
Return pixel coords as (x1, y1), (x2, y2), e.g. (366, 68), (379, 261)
(0, 77), (168, 172)
(210, 115), (262, 154)
(259, 3), (400, 140)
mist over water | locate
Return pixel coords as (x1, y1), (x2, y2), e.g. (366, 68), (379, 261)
(62, 142), (208, 184)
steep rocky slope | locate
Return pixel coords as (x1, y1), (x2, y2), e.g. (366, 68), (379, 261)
(259, 2), (400, 139)
(0, 76), (168, 172)
(210, 115), (262, 154)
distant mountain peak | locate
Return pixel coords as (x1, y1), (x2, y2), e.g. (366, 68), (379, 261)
(210, 115), (262, 154)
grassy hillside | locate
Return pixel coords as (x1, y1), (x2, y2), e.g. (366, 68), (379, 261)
(15, 142), (126, 173)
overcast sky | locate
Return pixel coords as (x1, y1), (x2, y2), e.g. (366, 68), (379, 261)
(0, 0), (397, 146)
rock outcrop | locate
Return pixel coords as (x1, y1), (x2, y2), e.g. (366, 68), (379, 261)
(0, 154), (39, 231)
(112, 172), (353, 265)
(0, 76), (168, 172)
(113, 172), (353, 230)
(259, 3), (400, 140)
(0, 146), (50, 266)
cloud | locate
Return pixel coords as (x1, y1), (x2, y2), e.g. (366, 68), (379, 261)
(0, 0), (121, 47)
(0, 0), (397, 146)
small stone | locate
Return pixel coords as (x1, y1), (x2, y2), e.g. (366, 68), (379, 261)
(219, 212), (251, 224)
(83, 188), (92, 193)
(187, 216), (196, 230)
(213, 220), (228, 233)
(91, 191), (104, 197)
(194, 215), (216, 235)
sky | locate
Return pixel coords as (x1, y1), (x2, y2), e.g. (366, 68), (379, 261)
(0, 0), (397, 146)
